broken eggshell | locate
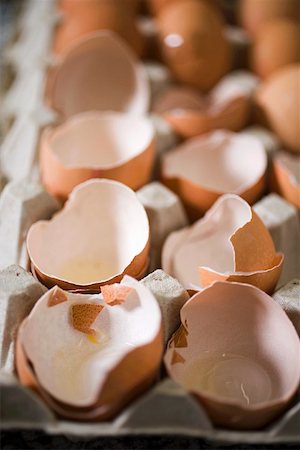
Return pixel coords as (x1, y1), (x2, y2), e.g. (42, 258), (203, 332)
(272, 151), (300, 209)
(26, 179), (150, 292)
(162, 194), (283, 294)
(16, 276), (163, 420)
(54, 0), (144, 57)
(40, 111), (155, 200)
(152, 71), (259, 139)
(164, 281), (300, 429)
(161, 130), (267, 218)
(45, 31), (150, 118)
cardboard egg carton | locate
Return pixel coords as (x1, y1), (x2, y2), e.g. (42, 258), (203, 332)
(0, 0), (300, 445)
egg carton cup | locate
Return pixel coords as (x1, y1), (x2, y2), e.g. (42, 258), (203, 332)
(1, 0), (300, 445)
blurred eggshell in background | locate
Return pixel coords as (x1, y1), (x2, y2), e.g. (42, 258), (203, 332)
(164, 282), (300, 429)
(251, 19), (300, 79)
(239, 0), (300, 36)
(157, 0), (232, 91)
(272, 151), (300, 209)
(162, 194), (283, 293)
(161, 130), (267, 218)
(148, 0), (219, 16)
(54, 0), (144, 57)
(46, 31), (150, 118)
(59, 0), (140, 15)
(153, 71), (258, 138)
(16, 277), (163, 420)
(40, 111), (155, 200)
(255, 64), (300, 154)
(27, 179), (150, 292)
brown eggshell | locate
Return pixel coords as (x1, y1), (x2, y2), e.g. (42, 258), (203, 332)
(164, 281), (300, 429)
(148, 0), (218, 16)
(40, 111), (155, 201)
(153, 71), (258, 138)
(251, 19), (300, 79)
(54, 0), (144, 57)
(162, 194), (283, 293)
(156, 0), (232, 91)
(59, 0), (139, 15)
(46, 31), (150, 119)
(27, 179), (150, 292)
(16, 278), (163, 420)
(161, 130), (267, 218)
(255, 64), (300, 154)
(272, 151), (300, 209)
(239, 0), (300, 36)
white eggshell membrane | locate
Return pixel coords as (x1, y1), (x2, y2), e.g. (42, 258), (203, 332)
(48, 31), (150, 117)
(46, 112), (154, 169)
(27, 179), (149, 285)
(162, 130), (267, 194)
(162, 195), (252, 288)
(19, 276), (162, 407)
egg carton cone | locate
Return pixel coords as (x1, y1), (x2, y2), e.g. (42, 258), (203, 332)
(0, 180), (60, 271)
(254, 193), (300, 288)
(273, 279), (300, 336)
(0, 262), (299, 443)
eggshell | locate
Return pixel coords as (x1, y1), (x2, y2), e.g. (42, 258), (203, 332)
(27, 179), (150, 292)
(255, 64), (300, 154)
(54, 0), (144, 57)
(251, 19), (300, 79)
(153, 71), (258, 138)
(46, 31), (150, 118)
(59, 0), (139, 15)
(162, 194), (283, 293)
(156, 0), (231, 91)
(16, 276), (163, 420)
(272, 152), (300, 209)
(239, 0), (300, 36)
(40, 111), (155, 200)
(148, 0), (218, 16)
(164, 281), (300, 429)
(161, 130), (267, 218)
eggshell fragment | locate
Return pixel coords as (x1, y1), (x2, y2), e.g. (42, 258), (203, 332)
(46, 31), (150, 118)
(162, 194), (283, 293)
(272, 152), (300, 209)
(54, 0), (144, 57)
(251, 19), (300, 79)
(164, 281), (300, 429)
(239, 0), (300, 36)
(40, 111), (155, 200)
(161, 130), (267, 218)
(156, 0), (231, 91)
(27, 179), (150, 292)
(255, 64), (300, 154)
(153, 71), (258, 138)
(16, 277), (163, 420)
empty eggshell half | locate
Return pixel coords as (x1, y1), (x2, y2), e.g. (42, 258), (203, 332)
(272, 151), (300, 209)
(16, 276), (163, 420)
(161, 130), (267, 218)
(27, 179), (150, 291)
(40, 111), (155, 200)
(45, 31), (150, 118)
(162, 194), (283, 293)
(153, 71), (258, 138)
(164, 281), (300, 429)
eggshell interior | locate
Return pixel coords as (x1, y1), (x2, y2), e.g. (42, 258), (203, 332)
(46, 31), (150, 118)
(162, 131), (267, 194)
(18, 277), (162, 408)
(164, 282), (300, 428)
(45, 112), (154, 169)
(162, 194), (281, 291)
(27, 179), (149, 286)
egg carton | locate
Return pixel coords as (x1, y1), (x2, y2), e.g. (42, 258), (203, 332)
(1, 0), (300, 445)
